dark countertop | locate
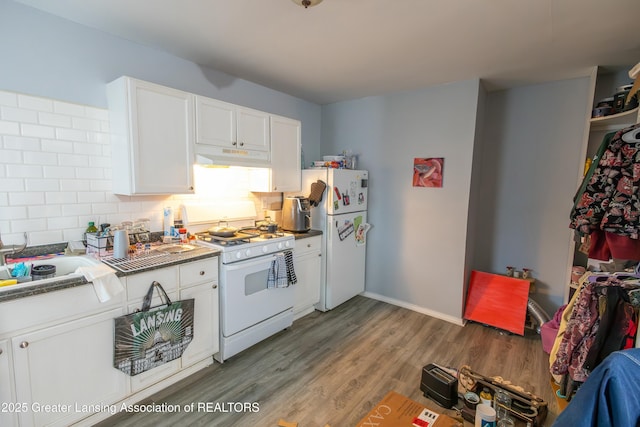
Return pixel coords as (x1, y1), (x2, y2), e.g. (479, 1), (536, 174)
(290, 229), (323, 240)
(0, 245), (220, 303)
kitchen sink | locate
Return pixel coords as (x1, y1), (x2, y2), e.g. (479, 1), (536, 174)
(0, 255), (105, 290)
(153, 244), (196, 254)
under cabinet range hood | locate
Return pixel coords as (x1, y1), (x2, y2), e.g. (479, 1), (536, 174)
(194, 151), (269, 168)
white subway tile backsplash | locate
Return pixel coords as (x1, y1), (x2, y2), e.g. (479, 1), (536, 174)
(71, 117), (102, 132)
(55, 127), (87, 142)
(0, 91), (18, 107)
(47, 215), (79, 230)
(21, 123), (55, 139)
(38, 112), (72, 128)
(0, 178), (25, 192)
(18, 94), (53, 112)
(77, 191), (106, 204)
(0, 120), (20, 136)
(28, 204), (62, 218)
(6, 164), (43, 178)
(0, 206), (27, 220)
(9, 192), (45, 206)
(75, 167), (104, 180)
(53, 100), (85, 117)
(10, 218), (46, 233)
(1, 106), (38, 123)
(62, 203), (92, 216)
(29, 230), (64, 246)
(72, 141), (104, 156)
(4, 135), (41, 151)
(1, 90), (238, 246)
(45, 191), (77, 205)
(0, 149), (23, 164)
(41, 139), (74, 153)
(60, 178), (91, 192)
(25, 179), (60, 192)
(58, 153), (89, 167)
(23, 151), (57, 165)
(43, 165), (75, 179)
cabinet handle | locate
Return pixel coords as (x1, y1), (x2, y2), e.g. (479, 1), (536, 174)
(307, 243), (311, 247)
(19, 341), (29, 349)
(0, 348), (3, 355)
(200, 271), (205, 276)
(212, 284), (218, 289)
(232, 141), (237, 146)
(239, 142), (244, 147)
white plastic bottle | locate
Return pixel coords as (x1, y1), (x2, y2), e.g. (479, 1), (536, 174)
(163, 207), (174, 236)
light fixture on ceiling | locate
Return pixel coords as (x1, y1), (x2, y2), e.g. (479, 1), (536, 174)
(292, 0), (323, 8)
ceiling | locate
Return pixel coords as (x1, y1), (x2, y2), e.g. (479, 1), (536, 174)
(14, 0), (640, 105)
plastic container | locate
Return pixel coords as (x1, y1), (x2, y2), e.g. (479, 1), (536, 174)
(475, 403), (496, 427)
(163, 207), (174, 236)
(31, 265), (56, 281)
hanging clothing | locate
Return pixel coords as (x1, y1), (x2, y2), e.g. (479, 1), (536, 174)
(588, 230), (640, 261)
(551, 349), (640, 427)
(570, 123), (640, 240)
(550, 276), (640, 382)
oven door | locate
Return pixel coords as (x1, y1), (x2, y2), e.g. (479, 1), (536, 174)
(220, 254), (295, 337)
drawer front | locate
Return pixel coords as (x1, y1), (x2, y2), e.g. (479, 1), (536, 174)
(295, 236), (321, 256)
(179, 258), (218, 288)
(125, 267), (178, 302)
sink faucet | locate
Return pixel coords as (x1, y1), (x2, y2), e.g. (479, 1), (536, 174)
(0, 232), (28, 266)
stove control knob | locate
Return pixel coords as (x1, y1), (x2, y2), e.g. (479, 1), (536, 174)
(236, 252), (242, 260)
(284, 240), (291, 248)
(277, 242), (283, 250)
(262, 246), (268, 253)
(245, 249), (251, 257)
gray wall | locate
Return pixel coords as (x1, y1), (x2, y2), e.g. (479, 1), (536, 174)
(0, 0), (322, 163)
(476, 78), (590, 314)
(322, 80), (483, 322)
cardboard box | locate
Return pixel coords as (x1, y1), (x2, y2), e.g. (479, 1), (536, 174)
(355, 391), (462, 427)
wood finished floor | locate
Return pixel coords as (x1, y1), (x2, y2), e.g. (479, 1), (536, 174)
(96, 296), (558, 427)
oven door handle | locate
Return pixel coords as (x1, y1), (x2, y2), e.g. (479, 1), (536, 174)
(223, 254), (280, 272)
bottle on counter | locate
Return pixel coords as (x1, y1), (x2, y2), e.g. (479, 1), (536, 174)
(163, 207), (174, 236)
(86, 221), (98, 234)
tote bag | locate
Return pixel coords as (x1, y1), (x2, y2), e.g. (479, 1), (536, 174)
(114, 281), (194, 376)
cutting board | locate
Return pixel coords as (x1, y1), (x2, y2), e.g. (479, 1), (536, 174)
(464, 270), (530, 335)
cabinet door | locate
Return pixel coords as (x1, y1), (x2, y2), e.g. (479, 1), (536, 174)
(127, 291), (181, 393)
(237, 107), (270, 152)
(0, 339), (17, 427)
(195, 96), (236, 148)
(293, 237), (322, 319)
(180, 282), (219, 367)
(12, 308), (128, 427)
(270, 115), (301, 192)
(107, 77), (194, 195)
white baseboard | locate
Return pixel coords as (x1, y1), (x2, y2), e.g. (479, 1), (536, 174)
(361, 292), (465, 326)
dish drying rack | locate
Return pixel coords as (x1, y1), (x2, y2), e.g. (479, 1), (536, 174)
(101, 247), (214, 273)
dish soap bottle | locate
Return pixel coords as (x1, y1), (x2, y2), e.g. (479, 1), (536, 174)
(86, 222), (98, 234)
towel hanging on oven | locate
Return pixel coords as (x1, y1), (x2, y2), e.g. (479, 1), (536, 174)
(267, 251), (297, 288)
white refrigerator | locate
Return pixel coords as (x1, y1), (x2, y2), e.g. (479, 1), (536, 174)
(300, 168), (369, 311)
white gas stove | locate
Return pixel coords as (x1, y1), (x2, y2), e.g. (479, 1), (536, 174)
(182, 202), (297, 362)
(194, 228), (295, 264)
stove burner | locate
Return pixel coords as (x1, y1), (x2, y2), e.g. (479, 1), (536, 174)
(195, 230), (260, 246)
(259, 232), (285, 239)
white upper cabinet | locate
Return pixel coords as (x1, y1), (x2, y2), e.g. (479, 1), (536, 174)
(107, 77), (195, 195)
(195, 96), (270, 166)
(269, 115), (302, 192)
(249, 115), (302, 192)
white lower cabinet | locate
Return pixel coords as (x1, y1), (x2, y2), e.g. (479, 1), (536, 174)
(180, 282), (219, 367)
(0, 339), (17, 427)
(293, 236), (322, 319)
(12, 308), (128, 427)
(0, 256), (219, 426)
